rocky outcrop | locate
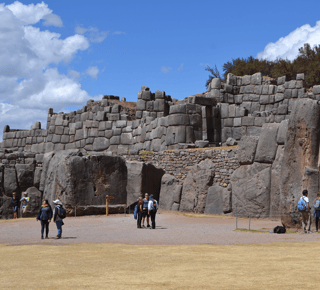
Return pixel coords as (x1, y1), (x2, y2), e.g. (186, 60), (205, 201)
(180, 159), (215, 213)
(204, 184), (231, 214)
(280, 99), (320, 227)
(42, 150), (128, 214)
(231, 162), (271, 218)
(159, 174), (182, 210)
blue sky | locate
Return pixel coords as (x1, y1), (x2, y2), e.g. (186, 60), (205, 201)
(1, 0), (320, 135)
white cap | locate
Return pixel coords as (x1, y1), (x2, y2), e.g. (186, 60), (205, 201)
(53, 199), (62, 204)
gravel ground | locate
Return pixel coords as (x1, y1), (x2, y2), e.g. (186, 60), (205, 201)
(0, 212), (319, 246)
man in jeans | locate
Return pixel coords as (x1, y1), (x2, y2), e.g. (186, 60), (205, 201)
(299, 189), (311, 233)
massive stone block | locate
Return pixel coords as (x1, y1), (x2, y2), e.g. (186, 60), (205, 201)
(159, 174), (182, 210)
(15, 164), (35, 192)
(277, 119), (289, 145)
(270, 145), (284, 218)
(280, 99), (320, 227)
(3, 167), (18, 196)
(42, 150), (128, 214)
(231, 162), (271, 218)
(254, 123), (279, 163)
(180, 159), (215, 213)
(204, 185), (231, 215)
(92, 137), (110, 151)
(237, 136), (259, 165)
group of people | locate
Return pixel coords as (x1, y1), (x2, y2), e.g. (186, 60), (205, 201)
(36, 199), (65, 239)
(136, 193), (158, 229)
(298, 189), (320, 233)
(11, 192), (30, 219)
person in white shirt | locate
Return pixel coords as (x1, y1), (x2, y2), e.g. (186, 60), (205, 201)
(299, 189), (311, 233)
(148, 194), (158, 229)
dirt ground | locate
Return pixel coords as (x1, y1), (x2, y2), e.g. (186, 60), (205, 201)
(0, 211), (319, 246)
(1, 212), (320, 290)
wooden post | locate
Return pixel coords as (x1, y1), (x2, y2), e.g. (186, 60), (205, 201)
(106, 195), (115, 216)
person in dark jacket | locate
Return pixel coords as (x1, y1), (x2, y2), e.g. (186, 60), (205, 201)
(53, 199), (63, 239)
(137, 197), (143, 228)
(12, 192), (19, 219)
(36, 200), (53, 239)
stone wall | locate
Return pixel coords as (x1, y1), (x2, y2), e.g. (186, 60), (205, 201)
(124, 147), (239, 185)
(206, 72), (307, 142)
(2, 88), (205, 154)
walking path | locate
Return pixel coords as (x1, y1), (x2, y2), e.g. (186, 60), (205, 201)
(1, 212), (319, 246)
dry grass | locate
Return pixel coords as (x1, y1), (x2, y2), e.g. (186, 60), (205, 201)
(1, 241), (319, 290)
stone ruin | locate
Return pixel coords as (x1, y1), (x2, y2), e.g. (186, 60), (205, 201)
(1, 71), (320, 229)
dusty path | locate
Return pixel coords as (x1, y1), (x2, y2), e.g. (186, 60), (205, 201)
(0, 212), (319, 246)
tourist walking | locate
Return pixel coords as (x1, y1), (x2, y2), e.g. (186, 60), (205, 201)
(142, 193), (150, 228)
(148, 194), (158, 229)
(298, 189), (311, 233)
(137, 197), (143, 228)
(53, 199), (65, 239)
(36, 200), (53, 239)
(313, 192), (320, 232)
(11, 192), (19, 219)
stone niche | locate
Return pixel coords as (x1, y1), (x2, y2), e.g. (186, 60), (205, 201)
(126, 161), (165, 206)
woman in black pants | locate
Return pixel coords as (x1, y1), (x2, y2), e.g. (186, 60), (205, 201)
(313, 192), (320, 232)
(36, 200), (53, 239)
(137, 197), (143, 228)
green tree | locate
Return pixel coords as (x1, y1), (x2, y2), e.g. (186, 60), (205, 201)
(205, 43), (320, 90)
(205, 65), (221, 89)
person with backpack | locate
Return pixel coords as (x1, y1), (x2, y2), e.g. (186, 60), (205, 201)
(313, 192), (320, 232)
(297, 189), (311, 233)
(53, 199), (66, 239)
(36, 200), (53, 239)
(148, 194), (158, 229)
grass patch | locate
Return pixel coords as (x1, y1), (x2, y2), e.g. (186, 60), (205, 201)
(1, 242), (320, 289)
(139, 150), (154, 155)
(174, 212), (237, 220)
(235, 228), (270, 233)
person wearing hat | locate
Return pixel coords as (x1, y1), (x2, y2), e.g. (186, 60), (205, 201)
(53, 199), (64, 239)
(11, 192), (19, 219)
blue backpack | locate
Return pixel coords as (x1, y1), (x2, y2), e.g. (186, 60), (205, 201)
(297, 197), (307, 211)
(133, 204), (138, 220)
(314, 200), (320, 211)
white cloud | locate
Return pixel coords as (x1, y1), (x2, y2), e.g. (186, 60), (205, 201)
(113, 31), (126, 35)
(86, 66), (100, 80)
(0, 2), (102, 140)
(6, 1), (62, 27)
(161, 66), (172, 74)
(257, 21), (320, 61)
(75, 26), (109, 43)
(68, 70), (81, 80)
(176, 63), (184, 72)
(43, 13), (63, 27)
